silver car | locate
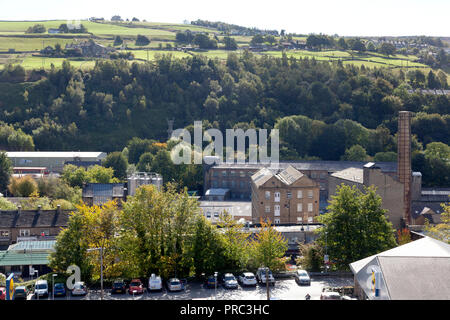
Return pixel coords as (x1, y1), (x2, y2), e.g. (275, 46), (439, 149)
(222, 273), (238, 289)
(295, 269), (311, 286)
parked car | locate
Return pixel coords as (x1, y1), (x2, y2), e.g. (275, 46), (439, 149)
(320, 292), (342, 300)
(256, 267), (275, 286)
(111, 279), (126, 294)
(294, 269), (311, 286)
(167, 278), (183, 292)
(204, 275), (217, 289)
(13, 286), (29, 300)
(148, 274), (163, 292)
(53, 283), (66, 297)
(238, 272), (257, 287)
(222, 273), (238, 289)
(71, 282), (88, 296)
(128, 279), (144, 295)
(0, 287), (5, 300)
(34, 280), (49, 298)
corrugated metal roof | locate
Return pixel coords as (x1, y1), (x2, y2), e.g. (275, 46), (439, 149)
(8, 240), (56, 252)
(6, 152), (106, 158)
(0, 251), (50, 266)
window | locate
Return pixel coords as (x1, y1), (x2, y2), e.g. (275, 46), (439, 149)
(206, 212), (211, 218)
(240, 181), (245, 189)
(230, 171), (236, 176)
(274, 205), (280, 216)
(308, 190), (313, 198)
(265, 191), (270, 200)
(308, 217), (313, 223)
(297, 203), (303, 212)
(274, 218), (280, 224)
(265, 206), (270, 213)
(308, 203), (313, 212)
(222, 170), (227, 177)
(311, 172), (317, 179)
(214, 212), (219, 218)
(274, 192), (280, 202)
(287, 192), (292, 199)
(297, 190), (303, 199)
(222, 180), (228, 188)
(297, 217), (303, 223)
(20, 229), (30, 237)
(231, 180), (236, 188)
(0, 230), (9, 237)
(213, 171), (219, 177)
(239, 171), (245, 177)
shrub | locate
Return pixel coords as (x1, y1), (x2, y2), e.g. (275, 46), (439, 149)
(0, 197), (17, 210)
(8, 176), (38, 197)
(296, 242), (324, 272)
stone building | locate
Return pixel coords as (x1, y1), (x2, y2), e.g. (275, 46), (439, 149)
(251, 165), (320, 224)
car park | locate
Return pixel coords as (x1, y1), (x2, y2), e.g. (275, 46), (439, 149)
(128, 279), (144, 295)
(34, 280), (49, 298)
(294, 269), (311, 286)
(0, 287), (5, 300)
(204, 275), (217, 289)
(222, 273), (238, 289)
(53, 283), (66, 297)
(72, 282), (88, 296)
(148, 274), (163, 292)
(167, 278), (183, 292)
(256, 267), (275, 286)
(238, 272), (257, 287)
(111, 279), (126, 294)
(13, 286), (28, 300)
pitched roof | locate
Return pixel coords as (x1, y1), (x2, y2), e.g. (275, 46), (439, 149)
(251, 165), (304, 188)
(6, 152), (106, 159)
(330, 167), (364, 183)
(0, 210), (70, 228)
(350, 237), (450, 300)
(0, 251), (50, 266)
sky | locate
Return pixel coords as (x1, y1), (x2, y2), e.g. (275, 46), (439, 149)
(0, 0), (448, 37)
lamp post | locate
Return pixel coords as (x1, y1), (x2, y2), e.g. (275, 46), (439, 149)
(325, 231), (329, 273)
(34, 270), (39, 300)
(87, 247), (104, 300)
(52, 274), (57, 300)
(214, 272), (218, 300)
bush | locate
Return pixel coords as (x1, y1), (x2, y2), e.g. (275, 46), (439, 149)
(296, 242), (324, 272)
(0, 197), (17, 210)
(8, 176), (38, 197)
(135, 35), (150, 46)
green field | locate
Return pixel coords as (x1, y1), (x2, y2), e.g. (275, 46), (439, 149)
(126, 50), (192, 60)
(16, 56), (96, 70)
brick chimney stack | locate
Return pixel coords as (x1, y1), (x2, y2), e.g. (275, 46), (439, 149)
(398, 111), (412, 226)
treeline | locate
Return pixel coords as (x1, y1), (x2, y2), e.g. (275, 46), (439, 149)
(0, 53), (449, 185)
(191, 19), (279, 36)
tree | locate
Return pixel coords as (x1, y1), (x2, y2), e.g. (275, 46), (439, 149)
(135, 35), (150, 46)
(86, 165), (118, 184)
(26, 24), (46, 33)
(223, 36), (238, 50)
(217, 213), (251, 271)
(103, 152), (128, 180)
(113, 35), (123, 46)
(193, 34), (217, 49)
(250, 34), (265, 46)
(424, 200), (449, 244)
(317, 185), (396, 270)
(0, 152), (12, 193)
(378, 42), (396, 56)
(397, 228), (411, 245)
(348, 38), (366, 52)
(250, 219), (288, 271)
(8, 176), (38, 197)
(366, 41), (376, 52)
(49, 211), (93, 282)
(61, 164), (90, 188)
(424, 142), (450, 162)
(337, 37), (348, 50)
(296, 242), (324, 271)
(341, 144), (369, 161)
(374, 151), (397, 162)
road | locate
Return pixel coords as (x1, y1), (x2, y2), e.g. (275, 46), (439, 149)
(32, 276), (353, 301)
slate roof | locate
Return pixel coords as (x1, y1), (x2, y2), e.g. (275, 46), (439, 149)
(6, 151), (106, 159)
(411, 201), (445, 220)
(212, 161), (397, 173)
(0, 210), (70, 228)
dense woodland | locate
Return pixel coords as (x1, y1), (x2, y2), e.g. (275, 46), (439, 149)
(0, 52), (449, 186)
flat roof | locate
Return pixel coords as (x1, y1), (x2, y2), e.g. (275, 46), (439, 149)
(6, 151), (106, 158)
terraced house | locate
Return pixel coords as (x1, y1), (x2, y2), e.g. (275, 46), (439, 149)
(251, 166), (320, 225)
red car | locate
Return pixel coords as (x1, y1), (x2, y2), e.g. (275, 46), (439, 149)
(0, 287), (6, 300)
(128, 279), (144, 295)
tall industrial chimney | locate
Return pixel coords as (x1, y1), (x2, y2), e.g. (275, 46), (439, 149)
(398, 111), (412, 226)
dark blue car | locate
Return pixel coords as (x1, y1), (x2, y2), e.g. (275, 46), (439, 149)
(53, 283), (66, 297)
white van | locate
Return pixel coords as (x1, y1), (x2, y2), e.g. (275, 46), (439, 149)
(148, 274), (163, 291)
(34, 280), (49, 298)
